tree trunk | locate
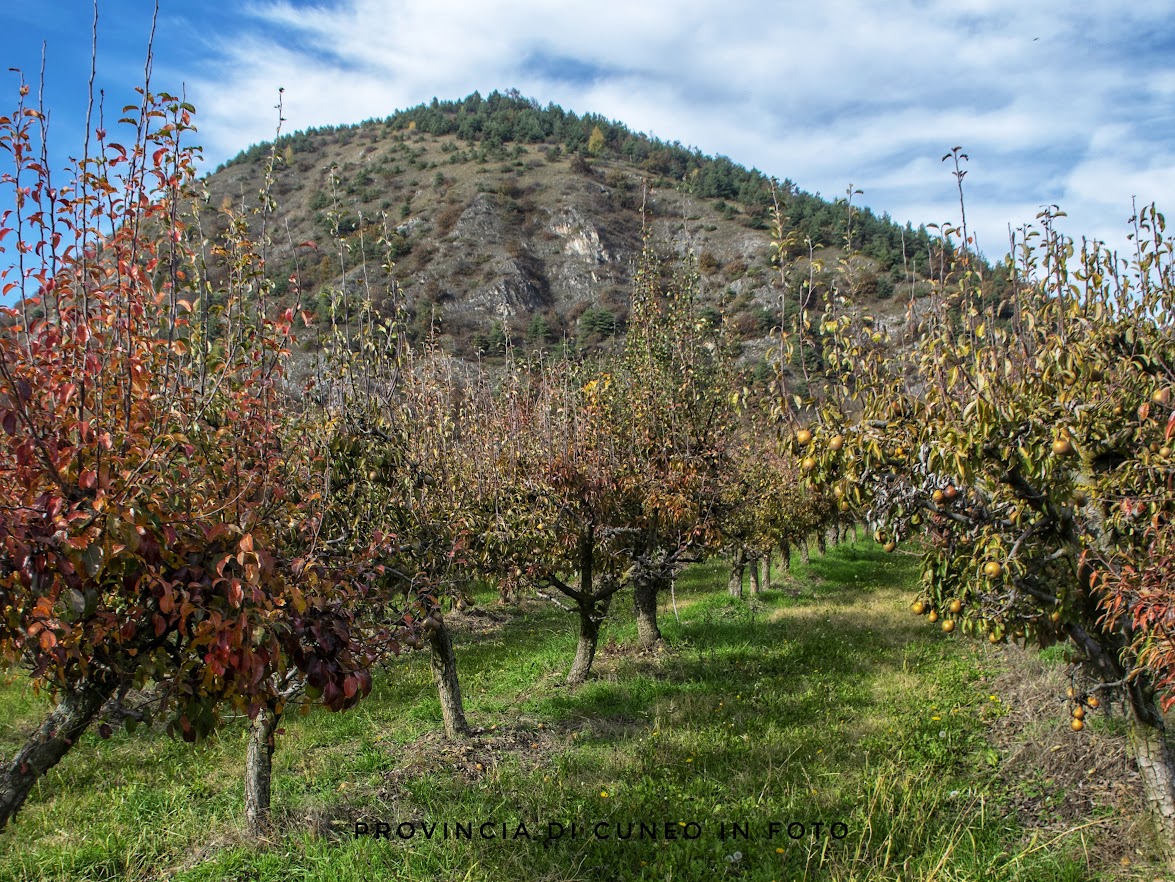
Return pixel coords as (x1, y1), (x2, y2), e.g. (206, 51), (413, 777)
(0, 672), (117, 832)
(728, 549), (745, 597)
(779, 541), (792, 573)
(800, 538), (811, 565)
(817, 531), (828, 555)
(633, 571), (663, 649)
(1126, 682), (1175, 870)
(245, 705), (278, 836)
(428, 617), (469, 739)
(567, 600), (604, 686)
(759, 551), (772, 591)
(1068, 615), (1175, 868)
(749, 554), (761, 594)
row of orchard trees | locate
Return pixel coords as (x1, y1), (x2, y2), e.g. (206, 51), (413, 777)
(0, 80), (842, 837)
(799, 181), (1175, 867)
(0, 82), (404, 833)
(12, 63), (1175, 871)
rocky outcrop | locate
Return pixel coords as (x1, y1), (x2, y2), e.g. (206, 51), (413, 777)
(456, 194), (506, 243)
(549, 208), (610, 264)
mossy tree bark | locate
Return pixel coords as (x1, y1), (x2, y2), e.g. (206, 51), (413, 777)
(245, 704), (279, 836)
(779, 541), (792, 573)
(428, 617), (469, 739)
(634, 569), (666, 649)
(568, 598), (608, 686)
(1068, 618), (1175, 869)
(728, 549), (745, 597)
(1125, 679), (1175, 870)
(0, 671), (118, 832)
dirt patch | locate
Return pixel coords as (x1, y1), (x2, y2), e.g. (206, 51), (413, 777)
(982, 643), (1164, 876)
(381, 722), (568, 799)
(447, 604), (516, 637)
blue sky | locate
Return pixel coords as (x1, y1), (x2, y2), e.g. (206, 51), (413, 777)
(2, 0), (1174, 270)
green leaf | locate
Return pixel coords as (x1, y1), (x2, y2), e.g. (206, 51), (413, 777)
(81, 543), (104, 578)
(65, 589), (87, 617)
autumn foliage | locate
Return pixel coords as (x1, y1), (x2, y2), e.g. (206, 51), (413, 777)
(0, 80), (382, 828)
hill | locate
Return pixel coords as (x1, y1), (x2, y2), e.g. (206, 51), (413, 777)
(202, 91), (964, 372)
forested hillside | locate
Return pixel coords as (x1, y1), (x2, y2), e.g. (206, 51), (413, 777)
(204, 90), (1001, 376)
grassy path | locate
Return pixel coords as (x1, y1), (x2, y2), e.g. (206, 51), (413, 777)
(0, 539), (1160, 881)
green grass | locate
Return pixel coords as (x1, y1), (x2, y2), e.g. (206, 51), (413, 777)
(0, 539), (1144, 880)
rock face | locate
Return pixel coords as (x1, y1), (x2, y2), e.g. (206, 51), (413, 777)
(550, 208), (610, 264)
(467, 257), (548, 319)
(456, 194), (506, 244)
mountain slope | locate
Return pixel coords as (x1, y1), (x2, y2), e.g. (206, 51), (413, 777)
(202, 91), (956, 365)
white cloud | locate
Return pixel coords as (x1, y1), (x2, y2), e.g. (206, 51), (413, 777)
(173, 0), (1175, 261)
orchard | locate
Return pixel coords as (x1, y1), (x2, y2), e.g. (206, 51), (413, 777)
(803, 197), (1175, 866)
(2, 26), (1174, 877)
